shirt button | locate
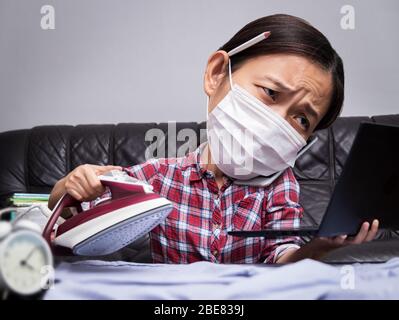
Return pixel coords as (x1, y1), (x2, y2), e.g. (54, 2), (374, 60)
(212, 249), (219, 257)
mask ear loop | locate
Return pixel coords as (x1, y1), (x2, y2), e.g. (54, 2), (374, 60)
(228, 58), (234, 90)
(206, 95), (210, 121)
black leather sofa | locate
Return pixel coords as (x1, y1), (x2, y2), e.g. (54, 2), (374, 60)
(1, 115), (399, 264)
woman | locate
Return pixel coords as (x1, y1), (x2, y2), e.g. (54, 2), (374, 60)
(48, 14), (379, 264)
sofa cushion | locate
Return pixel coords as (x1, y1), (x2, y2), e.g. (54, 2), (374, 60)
(1, 115), (399, 263)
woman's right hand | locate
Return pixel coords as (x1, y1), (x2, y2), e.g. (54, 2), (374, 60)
(63, 164), (122, 202)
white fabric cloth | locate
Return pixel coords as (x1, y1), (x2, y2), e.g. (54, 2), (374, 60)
(44, 258), (399, 300)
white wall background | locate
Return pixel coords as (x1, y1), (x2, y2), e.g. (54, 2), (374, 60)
(0, 0), (398, 132)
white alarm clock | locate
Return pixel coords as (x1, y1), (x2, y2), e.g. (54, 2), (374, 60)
(0, 216), (53, 297)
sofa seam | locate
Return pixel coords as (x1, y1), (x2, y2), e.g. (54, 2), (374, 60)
(23, 128), (32, 193)
(328, 126), (336, 191)
(66, 125), (72, 174)
(109, 124), (115, 165)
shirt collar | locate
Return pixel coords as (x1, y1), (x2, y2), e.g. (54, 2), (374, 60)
(182, 142), (234, 184)
(180, 142), (210, 182)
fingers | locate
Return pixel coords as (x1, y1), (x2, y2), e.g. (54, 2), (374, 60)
(83, 167), (105, 195)
(65, 178), (88, 201)
(73, 166), (98, 199)
(365, 219), (379, 242)
(312, 219), (380, 256)
(333, 234), (347, 246)
(65, 170), (90, 200)
(94, 165), (123, 175)
(67, 188), (84, 202)
(349, 222), (370, 244)
(65, 164), (120, 201)
(346, 219), (379, 244)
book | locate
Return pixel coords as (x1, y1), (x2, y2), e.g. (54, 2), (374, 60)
(9, 193), (50, 207)
(12, 193), (50, 200)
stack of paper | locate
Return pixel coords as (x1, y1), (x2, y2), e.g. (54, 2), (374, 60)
(9, 193), (50, 207)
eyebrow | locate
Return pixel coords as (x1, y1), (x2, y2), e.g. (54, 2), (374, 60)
(263, 75), (294, 92)
(263, 75), (321, 122)
(304, 104), (321, 122)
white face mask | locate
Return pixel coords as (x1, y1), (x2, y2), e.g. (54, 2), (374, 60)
(206, 59), (307, 180)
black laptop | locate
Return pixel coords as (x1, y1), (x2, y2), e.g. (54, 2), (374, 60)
(228, 122), (399, 238)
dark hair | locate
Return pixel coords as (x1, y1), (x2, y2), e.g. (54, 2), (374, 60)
(218, 14), (344, 131)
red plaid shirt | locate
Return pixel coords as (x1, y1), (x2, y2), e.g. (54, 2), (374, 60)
(84, 143), (304, 263)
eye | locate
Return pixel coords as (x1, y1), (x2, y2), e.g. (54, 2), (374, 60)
(263, 87), (278, 101)
(296, 115), (310, 130)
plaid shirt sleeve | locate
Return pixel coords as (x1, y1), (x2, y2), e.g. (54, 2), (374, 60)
(261, 167), (305, 263)
(81, 159), (160, 211)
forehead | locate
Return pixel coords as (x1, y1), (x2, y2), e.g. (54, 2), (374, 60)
(237, 53), (333, 111)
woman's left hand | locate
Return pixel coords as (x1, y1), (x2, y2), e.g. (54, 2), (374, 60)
(278, 219), (379, 263)
(300, 219), (380, 260)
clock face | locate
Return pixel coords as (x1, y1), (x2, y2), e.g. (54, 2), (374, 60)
(0, 230), (53, 295)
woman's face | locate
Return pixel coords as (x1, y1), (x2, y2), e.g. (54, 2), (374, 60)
(204, 52), (333, 140)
